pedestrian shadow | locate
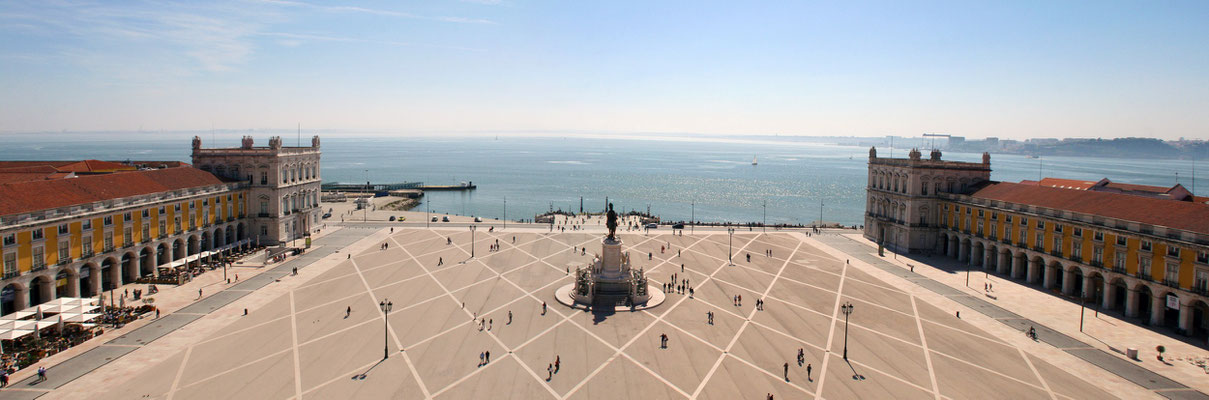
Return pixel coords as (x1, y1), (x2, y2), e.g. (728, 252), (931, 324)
(844, 359), (866, 381)
(351, 358), (387, 381)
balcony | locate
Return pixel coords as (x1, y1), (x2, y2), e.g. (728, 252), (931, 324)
(258, 213), (272, 218)
(1032, 246), (1045, 252)
(1089, 260), (1103, 268)
(1001, 238), (1012, 245)
(159, 233), (168, 239)
(104, 246), (114, 252)
(3, 271), (18, 279)
(1136, 273), (1154, 282)
(31, 264), (47, 272)
(58, 258), (71, 266)
(1192, 286), (1209, 296)
(1068, 255), (1082, 263)
(1049, 250), (1063, 257)
(1163, 279), (1180, 289)
(227, 216), (235, 222)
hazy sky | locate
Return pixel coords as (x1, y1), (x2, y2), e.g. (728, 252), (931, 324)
(1, 1), (1207, 139)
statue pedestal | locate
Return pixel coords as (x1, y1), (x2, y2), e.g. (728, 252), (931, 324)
(600, 238), (623, 277)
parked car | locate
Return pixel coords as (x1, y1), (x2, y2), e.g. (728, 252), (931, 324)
(322, 212), (332, 219)
(474, 217), (483, 222)
(442, 216), (450, 222)
(645, 223), (658, 229)
(389, 216), (396, 221)
(431, 216), (439, 222)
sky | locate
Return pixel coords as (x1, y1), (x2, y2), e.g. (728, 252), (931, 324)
(1, 1), (1207, 139)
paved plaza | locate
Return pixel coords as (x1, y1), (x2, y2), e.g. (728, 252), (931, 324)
(33, 229), (1154, 399)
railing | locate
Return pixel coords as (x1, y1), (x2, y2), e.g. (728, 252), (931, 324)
(258, 213), (272, 218)
(1089, 260), (1103, 268)
(1163, 279), (1180, 289)
(1111, 265), (1126, 274)
(3, 271), (18, 279)
(1136, 273), (1154, 282)
(159, 233), (167, 239)
(1032, 245), (1044, 252)
(31, 264), (46, 272)
(58, 259), (71, 266)
(1001, 238), (1012, 245)
(1191, 286), (1209, 296)
(104, 246), (114, 252)
(1050, 250), (1063, 257)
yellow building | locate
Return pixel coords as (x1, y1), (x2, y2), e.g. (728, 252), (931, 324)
(0, 135), (319, 316)
(866, 148), (1209, 342)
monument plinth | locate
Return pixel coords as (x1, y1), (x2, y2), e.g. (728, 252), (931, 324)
(555, 203), (665, 311)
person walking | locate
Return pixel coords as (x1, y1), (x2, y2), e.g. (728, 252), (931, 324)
(555, 356), (560, 373)
(547, 363), (553, 381)
(508, 310), (513, 325)
(198, 288), (203, 299)
(346, 306), (352, 318)
(479, 352), (485, 367)
(806, 363), (812, 381)
(438, 257), (443, 266)
(36, 366), (46, 383)
(783, 362), (789, 381)
(542, 302), (547, 315)
(485, 350), (490, 363)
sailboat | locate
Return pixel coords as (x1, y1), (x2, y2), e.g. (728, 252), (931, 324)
(752, 156), (758, 166)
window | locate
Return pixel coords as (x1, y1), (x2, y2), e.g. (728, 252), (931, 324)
(203, 199), (208, 206)
(58, 224), (69, 234)
(1165, 263), (1179, 284)
(32, 229), (44, 240)
(159, 220), (166, 236)
(965, 207), (971, 215)
(123, 227), (132, 245)
(1053, 236), (1063, 253)
(124, 212), (132, 221)
(261, 171), (268, 185)
(1167, 246), (1180, 257)
(142, 209), (150, 218)
(1199, 251), (1209, 264)
(944, 204), (949, 211)
(1196, 270), (1208, 292)
(1073, 227), (1082, 237)
(260, 225), (268, 236)
(1141, 240), (1152, 252)
(3, 253), (16, 276)
(1054, 224), (1062, 233)
(1093, 231), (1103, 241)
(977, 221), (984, 236)
(1093, 247), (1102, 264)
(174, 217), (181, 232)
(1019, 217), (1028, 226)
(1072, 241), (1082, 259)
(1005, 215), (1013, 223)
(82, 235), (92, 256)
(1114, 251), (1126, 270)
(1005, 225), (1013, 242)
(1139, 256), (1152, 276)
(82, 219), (92, 230)
(978, 210), (984, 218)
(32, 246), (44, 269)
(3, 234), (15, 246)
(1116, 235), (1126, 246)
(991, 212), (998, 220)
(174, 204), (181, 211)
(58, 240), (70, 262)
(104, 216), (113, 226)
(160, 206), (166, 214)
(189, 202), (195, 209)
(142, 223), (150, 240)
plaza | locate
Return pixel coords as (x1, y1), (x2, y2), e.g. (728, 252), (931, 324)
(29, 226), (1155, 399)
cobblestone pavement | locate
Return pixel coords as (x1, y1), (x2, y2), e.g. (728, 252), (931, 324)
(5, 228), (1158, 399)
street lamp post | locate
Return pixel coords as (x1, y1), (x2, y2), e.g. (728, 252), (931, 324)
(379, 299), (393, 359)
(728, 228), (735, 266)
(762, 200), (767, 233)
(690, 201), (694, 235)
(470, 225), (477, 258)
(503, 197), (507, 231)
(841, 302), (854, 360)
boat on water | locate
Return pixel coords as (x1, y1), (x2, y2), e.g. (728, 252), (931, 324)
(752, 156), (758, 166)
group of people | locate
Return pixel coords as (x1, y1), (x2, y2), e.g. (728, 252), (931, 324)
(544, 355), (561, 381)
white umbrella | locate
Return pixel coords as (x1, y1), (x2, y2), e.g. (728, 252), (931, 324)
(0, 329), (32, 340)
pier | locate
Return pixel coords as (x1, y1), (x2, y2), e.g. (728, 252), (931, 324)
(320, 181), (475, 195)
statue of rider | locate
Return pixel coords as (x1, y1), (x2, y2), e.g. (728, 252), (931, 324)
(606, 203), (618, 241)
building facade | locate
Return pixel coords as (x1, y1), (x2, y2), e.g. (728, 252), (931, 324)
(865, 147), (1209, 342)
(0, 136), (321, 315)
(191, 135), (322, 246)
(864, 147), (991, 253)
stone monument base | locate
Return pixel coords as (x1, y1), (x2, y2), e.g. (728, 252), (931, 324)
(554, 283), (666, 312)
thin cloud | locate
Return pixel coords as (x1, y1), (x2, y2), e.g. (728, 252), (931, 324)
(258, 31), (486, 52)
(258, 0), (495, 24)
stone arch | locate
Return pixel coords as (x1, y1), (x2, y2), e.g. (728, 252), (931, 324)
(214, 226), (225, 248)
(1064, 264), (1083, 296)
(55, 267), (78, 298)
(1108, 277), (1128, 310)
(1046, 259), (1063, 290)
(1189, 299), (1209, 342)
(29, 274), (54, 307)
(1, 281), (27, 316)
(1084, 270), (1105, 301)
(237, 222), (247, 241)
(187, 234), (200, 256)
(79, 262), (99, 297)
(1135, 283), (1155, 323)
(140, 246), (155, 277)
(173, 238), (186, 261)
(157, 242), (172, 265)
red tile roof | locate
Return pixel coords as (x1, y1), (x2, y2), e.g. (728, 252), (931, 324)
(0, 167), (228, 217)
(969, 182), (1209, 235)
(1037, 178), (1098, 190)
